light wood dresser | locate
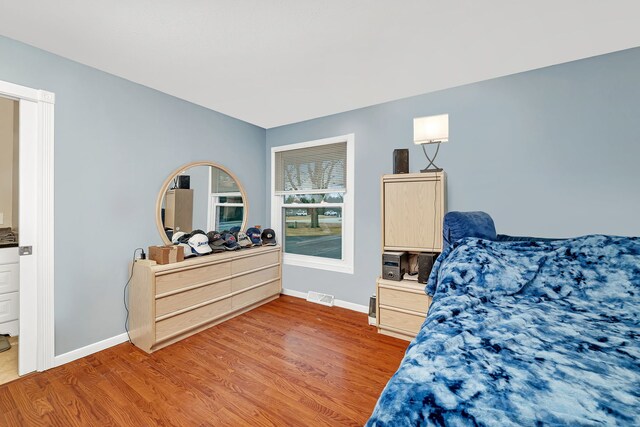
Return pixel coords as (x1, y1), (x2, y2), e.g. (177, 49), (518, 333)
(376, 172), (445, 341)
(129, 246), (281, 353)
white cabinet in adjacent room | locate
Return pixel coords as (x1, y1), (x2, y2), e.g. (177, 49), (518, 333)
(0, 248), (19, 336)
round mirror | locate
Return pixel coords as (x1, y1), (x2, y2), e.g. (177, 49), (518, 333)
(156, 161), (249, 245)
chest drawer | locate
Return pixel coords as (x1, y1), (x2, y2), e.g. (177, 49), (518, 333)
(0, 263), (19, 294)
(156, 280), (232, 318)
(231, 251), (279, 275)
(232, 280), (281, 309)
(156, 261), (231, 296)
(155, 297), (233, 343)
(379, 286), (431, 314)
(232, 265), (279, 292)
(379, 307), (425, 335)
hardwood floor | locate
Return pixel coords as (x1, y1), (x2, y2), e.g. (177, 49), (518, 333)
(0, 296), (408, 426)
(0, 336), (19, 385)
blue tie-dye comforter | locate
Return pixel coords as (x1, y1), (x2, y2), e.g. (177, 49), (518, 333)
(367, 235), (640, 426)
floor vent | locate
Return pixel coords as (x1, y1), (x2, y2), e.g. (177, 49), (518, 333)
(306, 291), (335, 307)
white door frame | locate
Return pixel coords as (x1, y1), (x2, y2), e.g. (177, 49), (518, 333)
(0, 79), (55, 374)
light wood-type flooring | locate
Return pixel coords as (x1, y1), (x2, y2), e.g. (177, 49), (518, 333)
(0, 336), (19, 385)
(0, 296), (408, 426)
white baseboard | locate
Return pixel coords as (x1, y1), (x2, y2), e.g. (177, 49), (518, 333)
(53, 332), (129, 367)
(281, 288), (368, 314)
(335, 299), (369, 313)
(281, 288), (307, 299)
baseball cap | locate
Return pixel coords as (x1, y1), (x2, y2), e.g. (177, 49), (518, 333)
(246, 227), (262, 245)
(261, 228), (277, 246)
(188, 233), (213, 255)
(178, 243), (196, 258)
(171, 231), (186, 244)
(229, 226), (241, 235)
(221, 233), (239, 250)
(206, 231), (225, 252)
(236, 232), (253, 248)
(207, 231), (223, 244)
(176, 229), (205, 245)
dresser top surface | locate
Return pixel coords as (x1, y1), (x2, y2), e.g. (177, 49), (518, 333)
(141, 245), (281, 273)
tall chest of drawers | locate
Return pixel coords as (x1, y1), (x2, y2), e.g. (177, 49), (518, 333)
(376, 172), (445, 341)
(129, 246), (281, 353)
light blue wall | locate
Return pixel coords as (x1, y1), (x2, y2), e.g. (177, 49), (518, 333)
(2, 31), (639, 354)
(0, 36), (267, 355)
(266, 47), (640, 307)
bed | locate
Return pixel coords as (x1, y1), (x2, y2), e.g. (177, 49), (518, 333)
(367, 233), (640, 426)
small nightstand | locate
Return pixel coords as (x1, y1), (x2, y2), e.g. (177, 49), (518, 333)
(376, 277), (432, 341)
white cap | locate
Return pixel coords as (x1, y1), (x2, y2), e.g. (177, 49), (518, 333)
(178, 243), (196, 258)
(172, 231), (186, 244)
(236, 232), (253, 248)
(188, 233), (212, 255)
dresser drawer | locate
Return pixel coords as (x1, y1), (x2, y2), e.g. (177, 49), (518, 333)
(155, 297), (233, 342)
(0, 263), (19, 294)
(379, 286), (430, 314)
(231, 251), (279, 275)
(0, 292), (19, 324)
(379, 307), (425, 334)
(232, 280), (280, 309)
(231, 265), (279, 292)
(156, 261), (231, 296)
(156, 280), (232, 318)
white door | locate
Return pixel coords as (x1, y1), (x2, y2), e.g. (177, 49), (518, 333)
(0, 79), (55, 374)
(18, 98), (38, 375)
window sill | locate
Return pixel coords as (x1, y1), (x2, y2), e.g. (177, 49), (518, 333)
(283, 254), (354, 275)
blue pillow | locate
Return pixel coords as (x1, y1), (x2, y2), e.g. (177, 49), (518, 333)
(443, 211), (497, 251)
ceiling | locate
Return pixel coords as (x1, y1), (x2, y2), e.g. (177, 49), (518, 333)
(1, 1), (639, 128)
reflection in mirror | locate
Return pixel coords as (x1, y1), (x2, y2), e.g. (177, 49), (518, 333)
(160, 165), (245, 241)
(210, 168), (243, 231)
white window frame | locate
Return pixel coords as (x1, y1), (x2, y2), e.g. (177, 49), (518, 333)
(271, 134), (355, 274)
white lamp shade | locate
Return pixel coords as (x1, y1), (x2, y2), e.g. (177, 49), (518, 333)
(414, 114), (449, 145)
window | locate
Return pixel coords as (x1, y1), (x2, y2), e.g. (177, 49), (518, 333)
(208, 168), (244, 231)
(271, 134), (354, 273)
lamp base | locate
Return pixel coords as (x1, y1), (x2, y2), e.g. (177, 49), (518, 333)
(420, 167), (443, 173)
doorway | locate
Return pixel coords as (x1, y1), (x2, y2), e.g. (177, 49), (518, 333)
(0, 96), (19, 384)
(0, 79), (55, 379)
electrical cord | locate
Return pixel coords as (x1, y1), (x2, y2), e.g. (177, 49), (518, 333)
(124, 248), (145, 343)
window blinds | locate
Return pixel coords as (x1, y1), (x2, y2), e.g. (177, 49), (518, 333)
(274, 142), (347, 194)
(211, 168), (240, 193)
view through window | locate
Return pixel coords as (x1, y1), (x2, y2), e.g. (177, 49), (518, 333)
(272, 136), (353, 273)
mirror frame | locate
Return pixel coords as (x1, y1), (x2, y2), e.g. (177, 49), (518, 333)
(155, 161), (250, 245)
